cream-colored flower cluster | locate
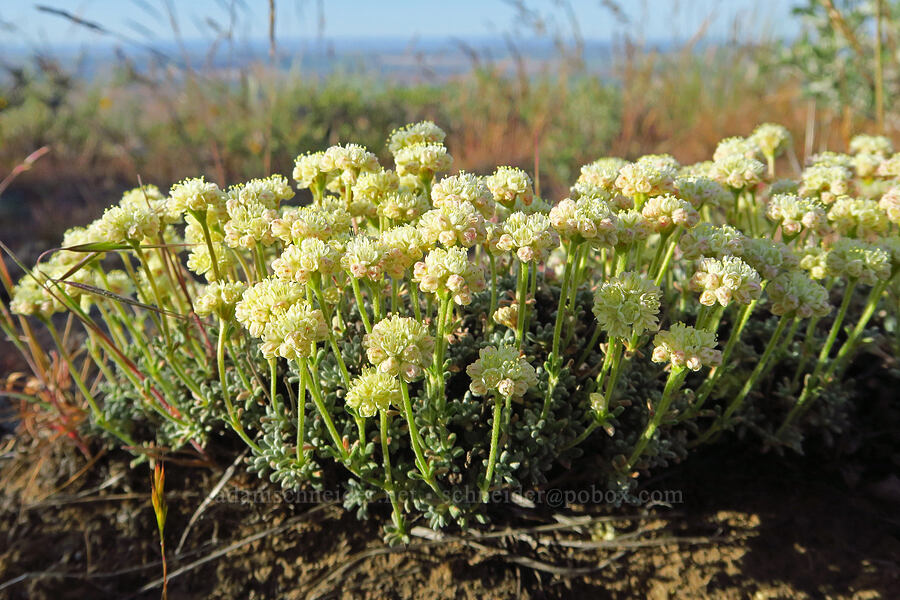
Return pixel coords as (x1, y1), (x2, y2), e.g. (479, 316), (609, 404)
(739, 238), (797, 281)
(235, 278), (306, 337)
(800, 164), (852, 201)
(651, 323), (722, 371)
(413, 246), (486, 305)
(713, 136), (761, 162)
(690, 256), (762, 307)
(380, 225), (426, 278)
(591, 272), (662, 340)
(487, 166), (534, 209)
(767, 271), (832, 318)
(346, 368), (401, 417)
(823, 238), (892, 285)
(466, 344), (538, 400)
(388, 121), (446, 155)
(195, 281), (247, 320)
(750, 123), (791, 160)
(257, 300), (329, 361)
(641, 194), (700, 233)
(272, 201), (352, 244)
(766, 193), (826, 236)
(341, 235), (386, 281)
(393, 143), (453, 177)
(674, 176), (731, 208)
(548, 196), (619, 246)
(378, 190), (430, 223)
(168, 177), (226, 218)
(432, 172), (495, 218)
(418, 200), (486, 247)
(827, 197), (889, 240)
(879, 188), (900, 225)
(709, 154), (765, 190)
(272, 239), (340, 284)
(615, 158), (677, 198)
(496, 212), (556, 263)
(364, 314), (435, 381)
(679, 223), (746, 260)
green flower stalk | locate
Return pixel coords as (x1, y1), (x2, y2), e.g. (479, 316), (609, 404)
(467, 345), (537, 498)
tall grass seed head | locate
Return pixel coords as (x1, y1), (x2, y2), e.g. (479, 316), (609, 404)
(766, 193), (826, 236)
(549, 196), (619, 246)
(195, 281), (247, 320)
(767, 270), (831, 319)
(364, 314), (435, 381)
(486, 166), (534, 209)
(432, 171), (495, 218)
(236, 278), (306, 338)
(592, 272), (662, 341)
(418, 199), (486, 247)
(750, 123), (791, 159)
(824, 238), (892, 285)
(710, 154), (765, 191)
(497, 212), (557, 263)
(466, 344), (538, 400)
(272, 238), (341, 284)
(341, 235), (385, 281)
(388, 121), (446, 155)
(346, 368), (402, 417)
(393, 142), (452, 177)
(690, 256), (762, 307)
(259, 301), (328, 361)
(413, 246), (485, 305)
(651, 323), (721, 371)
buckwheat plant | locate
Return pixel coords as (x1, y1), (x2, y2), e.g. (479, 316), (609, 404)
(5, 121), (898, 540)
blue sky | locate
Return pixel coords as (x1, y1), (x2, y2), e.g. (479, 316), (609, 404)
(1, 0), (798, 46)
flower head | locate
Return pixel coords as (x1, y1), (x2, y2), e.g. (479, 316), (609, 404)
(418, 200), (486, 247)
(690, 256), (763, 307)
(413, 246), (486, 305)
(767, 271), (831, 319)
(615, 159), (677, 198)
(679, 223), (746, 260)
(195, 281), (247, 320)
(750, 123), (791, 160)
(592, 272), (662, 340)
(351, 170), (399, 217)
(293, 151), (330, 190)
(641, 194), (699, 233)
(271, 201), (352, 244)
(824, 238), (891, 285)
(766, 193), (826, 237)
(224, 200), (277, 249)
(496, 212), (557, 263)
(828, 197), (889, 240)
(739, 238), (798, 280)
(168, 177), (226, 218)
(346, 368), (401, 417)
(377, 190), (431, 223)
(576, 157), (628, 193)
(651, 323), (721, 371)
(258, 301), (328, 361)
(466, 344), (537, 400)
(710, 155), (765, 190)
(549, 196), (619, 246)
(394, 143), (453, 177)
(341, 235), (386, 281)
(674, 176), (731, 208)
(227, 175), (294, 210)
(879, 187), (900, 225)
(849, 134), (893, 157)
(380, 225), (426, 278)
(800, 164), (852, 202)
(321, 143), (380, 185)
(95, 203), (160, 243)
(388, 121), (446, 155)
(486, 166), (534, 209)
(272, 238), (341, 284)
(431, 171), (495, 218)
(613, 210), (651, 250)
(364, 314), (435, 381)
(713, 136), (760, 162)
(235, 278), (306, 338)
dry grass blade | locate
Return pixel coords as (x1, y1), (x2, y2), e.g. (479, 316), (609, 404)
(59, 280), (190, 320)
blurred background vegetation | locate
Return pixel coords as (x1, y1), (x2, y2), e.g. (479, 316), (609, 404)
(0, 0), (897, 260)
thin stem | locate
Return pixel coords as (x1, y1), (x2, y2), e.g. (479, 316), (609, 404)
(399, 379), (445, 498)
(697, 315), (792, 445)
(626, 367), (687, 470)
(218, 319), (260, 452)
(515, 259), (529, 349)
(380, 410), (406, 535)
(296, 366), (306, 464)
(551, 242), (576, 359)
(350, 277), (372, 334)
(480, 394), (504, 500)
(487, 253), (498, 332)
(300, 357), (348, 461)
